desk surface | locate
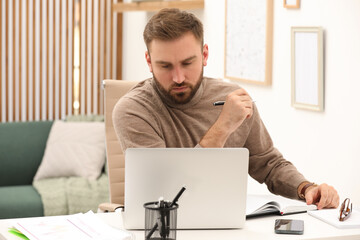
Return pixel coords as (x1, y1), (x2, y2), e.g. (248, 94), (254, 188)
(1, 211), (359, 240)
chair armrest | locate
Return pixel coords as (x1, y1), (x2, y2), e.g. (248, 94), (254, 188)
(98, 202), (124, 213)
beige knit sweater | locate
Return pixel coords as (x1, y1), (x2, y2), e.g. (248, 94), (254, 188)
(113, 77), (307, 199)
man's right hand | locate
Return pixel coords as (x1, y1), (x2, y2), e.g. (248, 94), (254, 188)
(199, 88), (254, 147)
(217, 88), (253, 133)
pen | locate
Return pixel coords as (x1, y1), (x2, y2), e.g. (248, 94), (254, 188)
(165, 201), (170, 237)
(159, 199), (166, 239)
(146, 222), (157, 240)
(170, 186), (186, 207)
(167, 186), (186, 237)
(213, 100), (256, 106)
(145, 197), (164, 240)
(213, 101), (225, 106)
(146, 187), (186, 240)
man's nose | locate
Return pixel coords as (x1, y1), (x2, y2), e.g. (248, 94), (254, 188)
(172, 67), (185, 84)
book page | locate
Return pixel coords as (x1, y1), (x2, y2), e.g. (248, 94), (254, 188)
(246, 195), (280, 216)
(12, 211), (133, 240)
(247, 195), (317, 216)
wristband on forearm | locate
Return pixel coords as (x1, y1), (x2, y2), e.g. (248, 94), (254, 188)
(298, 181), (318, 200)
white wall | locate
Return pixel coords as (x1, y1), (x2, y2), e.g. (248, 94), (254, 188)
(122, 0), (360, 204)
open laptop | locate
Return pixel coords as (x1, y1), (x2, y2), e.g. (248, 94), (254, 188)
(122, 148), (249, 230)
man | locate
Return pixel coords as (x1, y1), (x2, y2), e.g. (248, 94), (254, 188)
(113, 8), (339, 209)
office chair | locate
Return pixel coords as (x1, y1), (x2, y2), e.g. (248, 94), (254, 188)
(98, 80), (138, 212)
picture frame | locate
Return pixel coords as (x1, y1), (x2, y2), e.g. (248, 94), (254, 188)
(224, 0), (273, 85)
(283, 0), (300, 9)
(291, 27), (324, 111)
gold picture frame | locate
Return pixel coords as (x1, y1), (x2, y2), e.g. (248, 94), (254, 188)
(291, 27), (324, 111)
(224, 0), (273, 85)
(284, 0), (300, 9)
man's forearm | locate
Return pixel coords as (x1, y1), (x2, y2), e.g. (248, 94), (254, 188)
(199, 120), (232, 147)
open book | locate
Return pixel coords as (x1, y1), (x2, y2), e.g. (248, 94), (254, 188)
(246, 195), (317, 218)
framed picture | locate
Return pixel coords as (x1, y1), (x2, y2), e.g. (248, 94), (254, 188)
(284, 0), (300, 9)
(224, 0), (273, 85)
(291, 27), (324, 111)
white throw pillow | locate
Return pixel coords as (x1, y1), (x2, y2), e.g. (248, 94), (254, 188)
(34, 120), (106, 181)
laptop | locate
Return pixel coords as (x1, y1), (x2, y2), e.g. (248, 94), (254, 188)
(123, 148), (249, 230)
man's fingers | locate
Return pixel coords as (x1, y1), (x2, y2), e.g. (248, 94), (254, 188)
(306, 194), (314, 205)
(324, 186), (340, 208)
(305, 183), (339, 209)
(220, 89), (254, 131)
(228, 89), (252, 103)
(245, 108), (253, 119)
(305, 187), (320, 205)
(231, 88), (250, 97)
(226, 93), (253, 117)
(333, 192), (340, 208)
(317, 185), (328, 209)
(244, 100), (254, 109)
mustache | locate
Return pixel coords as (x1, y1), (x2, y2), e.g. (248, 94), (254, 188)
(171, 82), (188, 88)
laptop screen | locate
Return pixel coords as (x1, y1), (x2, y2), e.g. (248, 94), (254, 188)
(123, 148), (249, 229)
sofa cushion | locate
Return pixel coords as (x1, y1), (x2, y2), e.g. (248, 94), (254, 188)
(0, 185), (44, 219)
(34, 120), (106, 181)
(0, 121), (53, 186)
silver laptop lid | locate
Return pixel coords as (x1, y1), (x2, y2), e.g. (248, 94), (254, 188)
(123, 148), (249, 229)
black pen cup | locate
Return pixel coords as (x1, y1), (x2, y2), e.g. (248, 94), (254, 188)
(144, 201), (178, 240)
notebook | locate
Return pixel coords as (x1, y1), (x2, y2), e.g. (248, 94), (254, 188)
(246, 195), (317, 218)
(308, 208), (360, 229)
(123, 148), (249, 230)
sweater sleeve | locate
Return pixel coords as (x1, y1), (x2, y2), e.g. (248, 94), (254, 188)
(112, 97), (166, 152)
(245, 105), (307, 199)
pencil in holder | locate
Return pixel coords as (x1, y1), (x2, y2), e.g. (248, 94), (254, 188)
(144, 201), (178, 240)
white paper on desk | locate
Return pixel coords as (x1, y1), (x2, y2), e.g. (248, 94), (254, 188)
(12, 211), (133, 240)
(308, 208), (360, 229)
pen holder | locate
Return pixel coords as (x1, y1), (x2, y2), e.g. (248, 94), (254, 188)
(144, 201), (178, 240)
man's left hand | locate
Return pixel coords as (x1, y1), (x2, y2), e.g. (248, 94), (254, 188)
(305, 183), (339, 209)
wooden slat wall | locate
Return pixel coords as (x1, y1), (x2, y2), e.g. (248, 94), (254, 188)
(0, 0), (118, 122)
(0, 0), (2, 122)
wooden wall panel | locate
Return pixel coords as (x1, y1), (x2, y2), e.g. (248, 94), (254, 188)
(0, 0), (118, 122)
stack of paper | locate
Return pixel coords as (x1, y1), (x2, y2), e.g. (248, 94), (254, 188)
(10, 211), (133, 240)
(308, 208), (360, 229)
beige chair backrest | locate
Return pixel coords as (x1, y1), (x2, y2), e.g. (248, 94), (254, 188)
(103, 79), (138, 205)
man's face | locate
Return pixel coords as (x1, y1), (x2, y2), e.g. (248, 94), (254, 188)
(145, 32), (208, 104)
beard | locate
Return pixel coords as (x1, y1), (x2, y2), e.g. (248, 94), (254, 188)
(153, 68), (204, 105)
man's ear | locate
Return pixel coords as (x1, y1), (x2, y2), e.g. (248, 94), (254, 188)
(202, 44), (209, 67)
(145, 51), (153, 72)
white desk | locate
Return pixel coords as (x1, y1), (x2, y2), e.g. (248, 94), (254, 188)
(1, 211), (359, 240)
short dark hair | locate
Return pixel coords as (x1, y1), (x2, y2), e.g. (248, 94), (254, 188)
(143, 8), (204, 50)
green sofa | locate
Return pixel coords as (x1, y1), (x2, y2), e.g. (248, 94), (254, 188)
(0, 121), (53, 219)
(0, 118), (109, 219)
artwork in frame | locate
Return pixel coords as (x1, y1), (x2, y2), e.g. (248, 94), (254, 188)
(291, 27), (324, 111)
(284, 0), (300, 9)
(224, 0), (273, 85)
